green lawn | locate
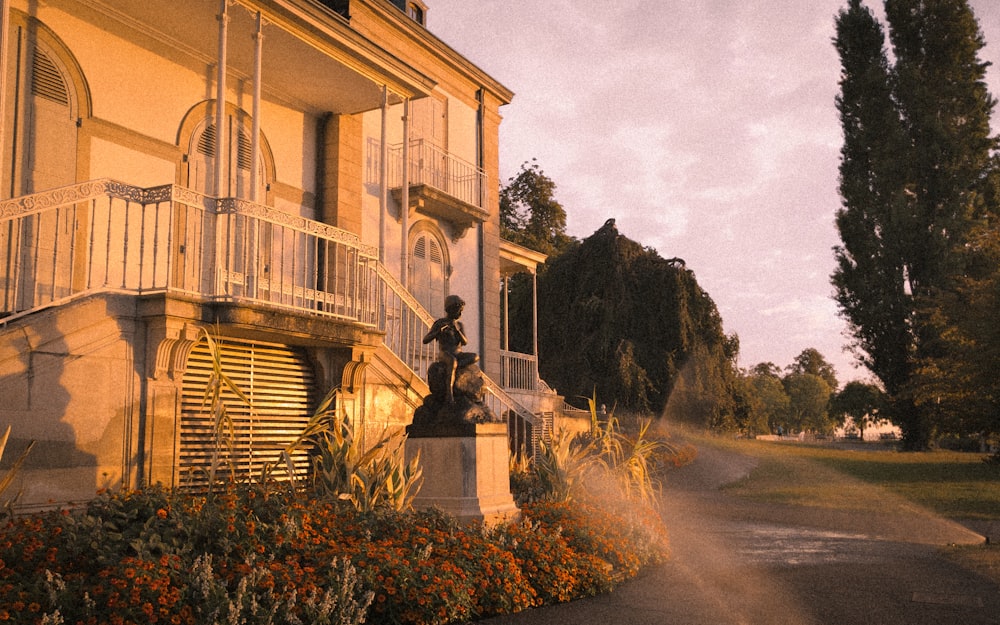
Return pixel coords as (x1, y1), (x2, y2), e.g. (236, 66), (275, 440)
(698, 436), (1000, 521)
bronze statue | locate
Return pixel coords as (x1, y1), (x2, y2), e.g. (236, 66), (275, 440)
(423, 295), (478, 404)
(409, 294), (494, 431)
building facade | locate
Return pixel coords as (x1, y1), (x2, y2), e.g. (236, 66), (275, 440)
(0, 0), (550, 510)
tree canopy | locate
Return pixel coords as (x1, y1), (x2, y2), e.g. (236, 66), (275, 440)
(831, 381), (887, 441)
(509, 219), (739, 422)
(786, 348), (839, 392)
(499, 159), (575, 256)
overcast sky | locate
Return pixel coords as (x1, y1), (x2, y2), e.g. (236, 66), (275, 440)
(427, 0), (1000, 385)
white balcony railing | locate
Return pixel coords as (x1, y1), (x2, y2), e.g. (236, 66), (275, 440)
(0, 181), (380, 324)
(0, 179), (543, 455)
(386, 139), (487, 209)
(500, 349), (540, 391)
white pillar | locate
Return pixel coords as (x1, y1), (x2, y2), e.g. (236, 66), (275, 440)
(250, 11), (263, 202)
(214, 0), (229, 197)
(400, 98), (410, 287)
(379, 86), (388, 264)
(0, 0), (10, 198)
(532, 271), (539, 359)
(502, 274), (509, 351)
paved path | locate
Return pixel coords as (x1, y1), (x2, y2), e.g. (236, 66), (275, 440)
(479, 445), (1000, 625)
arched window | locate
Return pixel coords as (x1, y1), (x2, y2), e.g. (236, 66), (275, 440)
(184, 106), (267, 200)
(409, 224), (449, 317)
(2, 18), (82, 195)
(1, 16), (86, 309)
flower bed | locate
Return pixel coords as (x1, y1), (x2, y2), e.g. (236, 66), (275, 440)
(0, 483), (669, 625)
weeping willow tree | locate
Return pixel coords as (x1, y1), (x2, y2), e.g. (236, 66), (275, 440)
(509, 219), (740, 425)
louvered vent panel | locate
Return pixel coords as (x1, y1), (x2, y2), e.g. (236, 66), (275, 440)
(32, 48), (69, 106)
(197, 125), (217, 157)
(237, 130), (253, 171)
(180, 338), (317, 489)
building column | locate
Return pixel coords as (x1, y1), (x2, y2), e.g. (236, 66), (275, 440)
(531, 270), (539, 359)
(379, 86), (389, 263)
(0, 0), (9, 199)
(400, 98), (410, 287)
(250, 11), (263, 202)
(214, 0), (229, 197)
(320, 113), (363, 234)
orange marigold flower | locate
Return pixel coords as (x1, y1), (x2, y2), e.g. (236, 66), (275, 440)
(156, 509), (168, 519)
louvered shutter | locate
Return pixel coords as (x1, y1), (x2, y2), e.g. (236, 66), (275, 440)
(409, 232), (447, 317)
(179, 338), (317, 489)
(31, 48), (70, 105)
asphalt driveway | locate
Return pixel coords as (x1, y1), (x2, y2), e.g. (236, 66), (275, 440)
(478, 445), (1000, 625)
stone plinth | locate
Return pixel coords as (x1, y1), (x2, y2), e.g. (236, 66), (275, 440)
(404, 422), (519, 526)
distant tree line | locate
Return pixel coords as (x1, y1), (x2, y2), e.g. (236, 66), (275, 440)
(736, 350), (887, 440)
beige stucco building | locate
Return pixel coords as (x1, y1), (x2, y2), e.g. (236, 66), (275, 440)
(0, 0), (561, 511)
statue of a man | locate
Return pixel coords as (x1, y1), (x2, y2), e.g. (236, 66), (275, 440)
(423, 295), (478, 403)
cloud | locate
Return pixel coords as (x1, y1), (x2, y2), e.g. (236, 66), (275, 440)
(430, 0), (1000, 382)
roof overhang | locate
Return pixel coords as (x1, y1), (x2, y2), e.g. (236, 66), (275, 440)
(79, 0), (436, 115)
(500, 239), (548, 276)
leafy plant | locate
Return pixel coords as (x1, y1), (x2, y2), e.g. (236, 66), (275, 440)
(284, 387), (423, 512)
(575, 397), (667, 504)
(532, 430), (598, 503)
(0, 426), (34, 517)
(521, 395), (694, 506)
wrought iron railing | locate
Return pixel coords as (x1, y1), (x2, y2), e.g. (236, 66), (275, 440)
(0, 181), (381, 325)
(500, 349), (540, 391)
(385, 139), (486, 208)
(0, 179), (543, 454)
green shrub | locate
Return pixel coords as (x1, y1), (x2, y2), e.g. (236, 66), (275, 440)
(525, 397), (695, 505)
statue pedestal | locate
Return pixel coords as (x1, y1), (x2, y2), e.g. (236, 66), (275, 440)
(404, 422), (519, 526)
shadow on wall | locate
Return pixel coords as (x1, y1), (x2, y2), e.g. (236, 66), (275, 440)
(0, 312), (99, 511)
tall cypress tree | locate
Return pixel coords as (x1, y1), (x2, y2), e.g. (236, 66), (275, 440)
(833, 0), (998, 449)
(833, 0), (912, 415)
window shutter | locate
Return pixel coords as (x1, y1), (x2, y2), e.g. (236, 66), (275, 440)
(197, 124), (217, 157)
(31, 48), (69, 106)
